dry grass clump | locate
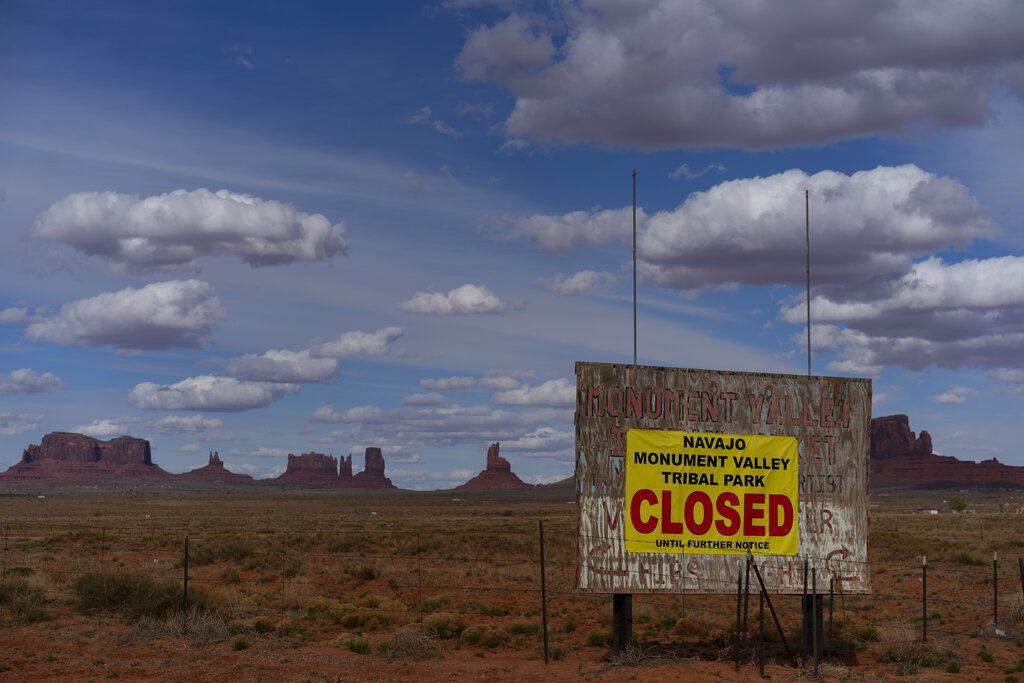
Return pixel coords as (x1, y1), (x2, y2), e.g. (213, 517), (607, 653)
(1003, 593), (1024, 624)
(876, 625), (950, 675)
(328, 594), (410, 630)
(673, 613), (711, 638)
(192, 537), (256, 566)
(0, 578), (47, 624)
(462, 624), (508, 648)
(385, 628), (441, 661)
(606, 642), (679, 668)
(72, 572), (220, 619)
(123, 608), (229, 644)
(423, 611), (467, 638)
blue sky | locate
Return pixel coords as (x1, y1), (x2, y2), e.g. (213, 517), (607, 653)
(2, 1), (1023, 488)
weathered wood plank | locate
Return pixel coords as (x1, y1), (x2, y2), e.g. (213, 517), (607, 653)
(575, 361), (871, 595)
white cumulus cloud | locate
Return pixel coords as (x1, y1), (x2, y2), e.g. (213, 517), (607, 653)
(420, 376), (477, 391)
(792, 255), (1024, 372)
(538, 270), (616, 296)
(934, 387), (971, 404)
(25, 280), (226, 350)
(640, 165), (994, 292)
(401, 392), (447, 406)
(71, 418), (140, 438)
(0, 368), (63, 393)
(505, 207), (639, 253)
(129, 375), (299, 412)
(0, 412), (43, 436)
(457, 2), (1024, 150)
(152, 414), (224, 434)
(0, 307), (36, 324)
(492, 378), (574, 408)
(33, 188), (350, 270)
(398, 284), (505, 315)
(219, 349), (339, 383)
(312, 327), (404, 358)
(309, 404), (384, 423)
(500, 427), (574, 456)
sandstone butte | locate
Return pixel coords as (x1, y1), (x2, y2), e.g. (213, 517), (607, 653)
(0, 432), (172, 482)
(9, 417), (1024, 489)
(871, 414), (1024, 487)
(177, 451), (254, 483)
(340, 447), (397, 489)
(455, 442), (533, 490)
(275, 451), (341, 486)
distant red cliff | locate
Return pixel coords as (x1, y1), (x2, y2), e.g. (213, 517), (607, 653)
(340, 447), (396, 489)
(456, 443), (532, 490)
(275, 451), (341, 485)
(0, 432), (171, 482)
(178, 451), (254, 483)
(871, 414), (1024, 487)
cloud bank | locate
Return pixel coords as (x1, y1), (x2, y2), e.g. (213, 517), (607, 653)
(457, 1), (1024, 150)
(33, 189), (350, 270)
(130, 375), (299, 411)
(0, 368), (63, 393)
(399, 284), (505, 315)
(25, 280), (225, 350)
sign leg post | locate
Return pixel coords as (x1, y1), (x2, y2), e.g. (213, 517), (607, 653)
(613, 593), (632, 652)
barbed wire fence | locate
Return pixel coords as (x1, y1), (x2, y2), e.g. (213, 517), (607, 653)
(2, 518), (1023, 670)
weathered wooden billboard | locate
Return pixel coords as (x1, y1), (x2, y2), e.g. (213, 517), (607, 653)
(575, 361), (871, 594)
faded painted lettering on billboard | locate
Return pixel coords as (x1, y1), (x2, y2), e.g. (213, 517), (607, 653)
(575, 361), (871, 595)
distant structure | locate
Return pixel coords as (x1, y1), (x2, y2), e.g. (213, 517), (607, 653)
(275, 452), (340, 486)
(872, 414), (1024, 487)
(0, 432), (170, 482)
(456, 443), (532, 490)
(178, 451), (254, 483)
(340, 447), (396, 489)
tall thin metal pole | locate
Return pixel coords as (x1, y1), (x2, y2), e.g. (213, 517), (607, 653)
(805, 190), (811, 376)
(922, 556), (927, 641)
(183, 535), (189, 614)
(539, 520), (549, 665)
(633, 169), (638, 367)
(613, 169), (637, 655)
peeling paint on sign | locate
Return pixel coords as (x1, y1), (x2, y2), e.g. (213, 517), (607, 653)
(575, 361), (871, 595)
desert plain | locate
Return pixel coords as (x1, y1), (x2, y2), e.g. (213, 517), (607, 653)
(2, 484), (1024, 681)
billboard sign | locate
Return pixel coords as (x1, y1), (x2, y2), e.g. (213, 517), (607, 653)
(575, 361), (871, 595)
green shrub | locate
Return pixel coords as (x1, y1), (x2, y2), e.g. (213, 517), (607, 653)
(252, 616), (275, 634)
(72, 573), (217, 619)
(346, 639), (371, 655)
(231, 637), (248, 651)
(345, 565), (380, 582)
(423, 612), (467, 638)
(981, 649), (995, 663)
(851, 625), (880, 642)
(950, 551), (986, 566)
(673, 614), (711, 638)
(947, 661), (961, 673)
(193, 538), (255, 565)
(507, 621), (541, 636)
(3, 567), (35, 577)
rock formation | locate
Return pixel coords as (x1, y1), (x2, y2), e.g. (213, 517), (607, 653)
(0, 432), (170, 481)
(339, 454), (353, 482)
(343, 447), (396, 488)
(871, 414), (1024, 487)
(274, 451), (340, 485)
(456, 443), (532, 490)
(178, 451), (254, 483)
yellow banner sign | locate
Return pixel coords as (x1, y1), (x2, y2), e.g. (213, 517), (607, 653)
(625, 429), (799, 556)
